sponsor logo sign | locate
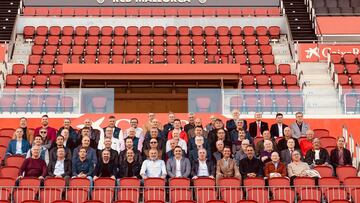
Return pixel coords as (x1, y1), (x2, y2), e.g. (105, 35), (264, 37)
(298, 43), (360, 62)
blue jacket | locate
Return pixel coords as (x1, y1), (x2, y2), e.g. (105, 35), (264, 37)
(6, 139), (31, 156)
(72, 157), (94, 177)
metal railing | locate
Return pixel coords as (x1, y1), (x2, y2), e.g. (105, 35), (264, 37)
(0, 185), (359, 203)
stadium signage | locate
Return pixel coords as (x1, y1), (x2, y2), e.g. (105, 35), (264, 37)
(24, 0), (279, 7)
(298, 43), (360, 62)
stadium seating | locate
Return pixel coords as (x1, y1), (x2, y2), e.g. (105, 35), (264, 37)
(311, 0), (360, 15)
(22, 7), (281, 17)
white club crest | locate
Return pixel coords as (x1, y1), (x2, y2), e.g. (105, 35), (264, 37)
(97, 0), (105, 4)
(198, 0), (207, 4)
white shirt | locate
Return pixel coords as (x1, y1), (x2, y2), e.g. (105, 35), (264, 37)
(120, 127), (144, 152)
(278, 124), (283, 137)
(314, 149), (320, 160)
(97, 136), (122, 153)
(175, 159), (182, 177)
(54, 159), (65, 176)
(166, 138), (187, 154)
(140, 159), (167, 178)
(198, 160), (209, 176)
(16, 140), (22, 154)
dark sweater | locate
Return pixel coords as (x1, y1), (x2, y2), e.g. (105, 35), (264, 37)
(19, 158), (47, 177)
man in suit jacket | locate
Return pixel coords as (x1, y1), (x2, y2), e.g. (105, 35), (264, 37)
(216, 146), (240, 183)
(305, 138), (331, 168)
(166, 146), (191, 178)
(264, 152), (287, 178)
(226, 109), (247, 132)
(280, 138), (302, 165)
(249, 112), (269, 138)
(277, 127), (300, 152)
(290, 112), (310, 139)
(270, 113), (288, 138)
(330, 136), (352, 170)
(102, 116), (121, 139)
(191, 148), (215, 179)
(47, 147), (72, 178)
(6, 128), (31, 157)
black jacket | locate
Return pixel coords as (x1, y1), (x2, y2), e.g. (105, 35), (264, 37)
(118, 160), (141, 179)
(330, 147), (352, 168)
(119, 148), (142, 165)
(191, 159), (215, 177)
(226, 119), (247, 132)
(270, 123), (288, 138)
(49, 146), (72, 163)
(249, 121), (269, 138)
(98, 148), (118, 165)
(305, 148), (330, 165)
(47, 158), (72, 177)
(94, 160), (117, 177)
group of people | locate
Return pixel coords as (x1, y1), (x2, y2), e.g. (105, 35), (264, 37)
(5, 111), (353, 185)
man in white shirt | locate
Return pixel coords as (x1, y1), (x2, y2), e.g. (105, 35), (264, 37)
(166, 146), (191, 178)
(48, 147), (72, 179)
(270, 113), (288, 138)
(98, 127), (122, 153)
(140, 149), (167, 179)
(191, 148), (215, 179)
(120, 118), (144, 151)
(166, 129), (187, 153)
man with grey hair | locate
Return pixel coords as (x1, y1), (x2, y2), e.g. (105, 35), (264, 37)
(212, 140), (224, 161)
(290, 112), (310, 139)
(226, 109), (247, 132)
(304, 138), (331, 169)
(191, 148), (215, 179)
(249, 112), (269, 138)
(234, 139), (250, 164)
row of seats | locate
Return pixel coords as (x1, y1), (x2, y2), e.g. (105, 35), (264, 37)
(26, 54), (276, 65)
(331, 53), (360, 65)
(0, 174), (359, 203)
(330, 53), (360, 91)
(11, 64), (291, 76)
(23, 26), (281, 39)
(313, 0), (360, 15)
(22, 7), (281, 17)
(5, 74), (62, 88)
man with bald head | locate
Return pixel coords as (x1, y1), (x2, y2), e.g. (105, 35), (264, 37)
(277, 127), (300, 152)
(72, 135), (98, 166)
(255, 130), (278, 156)
(78, 119), (100, 149)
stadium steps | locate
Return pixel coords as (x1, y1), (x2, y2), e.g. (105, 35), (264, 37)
(299, 62), (342, 114)
(0, 0), (20, 41)
(283, 0), (317, 41)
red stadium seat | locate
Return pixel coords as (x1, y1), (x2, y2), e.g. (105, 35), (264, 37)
(314, 165), (333, 177)
(118, 178), (140, 203)
(273, 188), (295, 203)
(193, 178), (216, 203)
(294, 177), (316, 193)
(40, 188), (62, 203)
(247, 188), (269, 203)
(169, 178), (191, 203)
(66, 188), (88, 203)
(218, 178), (242, 203)
(6, 155), (25, 168)
(13, 188), (36, 203)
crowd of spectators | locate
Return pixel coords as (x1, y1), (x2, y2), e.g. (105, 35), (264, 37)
(4, 111), (353, 186)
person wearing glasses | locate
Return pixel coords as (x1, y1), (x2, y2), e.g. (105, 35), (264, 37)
(35, 115), (56, 142)
(143, 138), (163, 160)
(6, 128), (31, 157)
(26, 135), (49, 164)
(34, 115), (57, 142)
(142, 127), (165, 154)
(140, 149), (167, 179)
(38, 128), (53, 150)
